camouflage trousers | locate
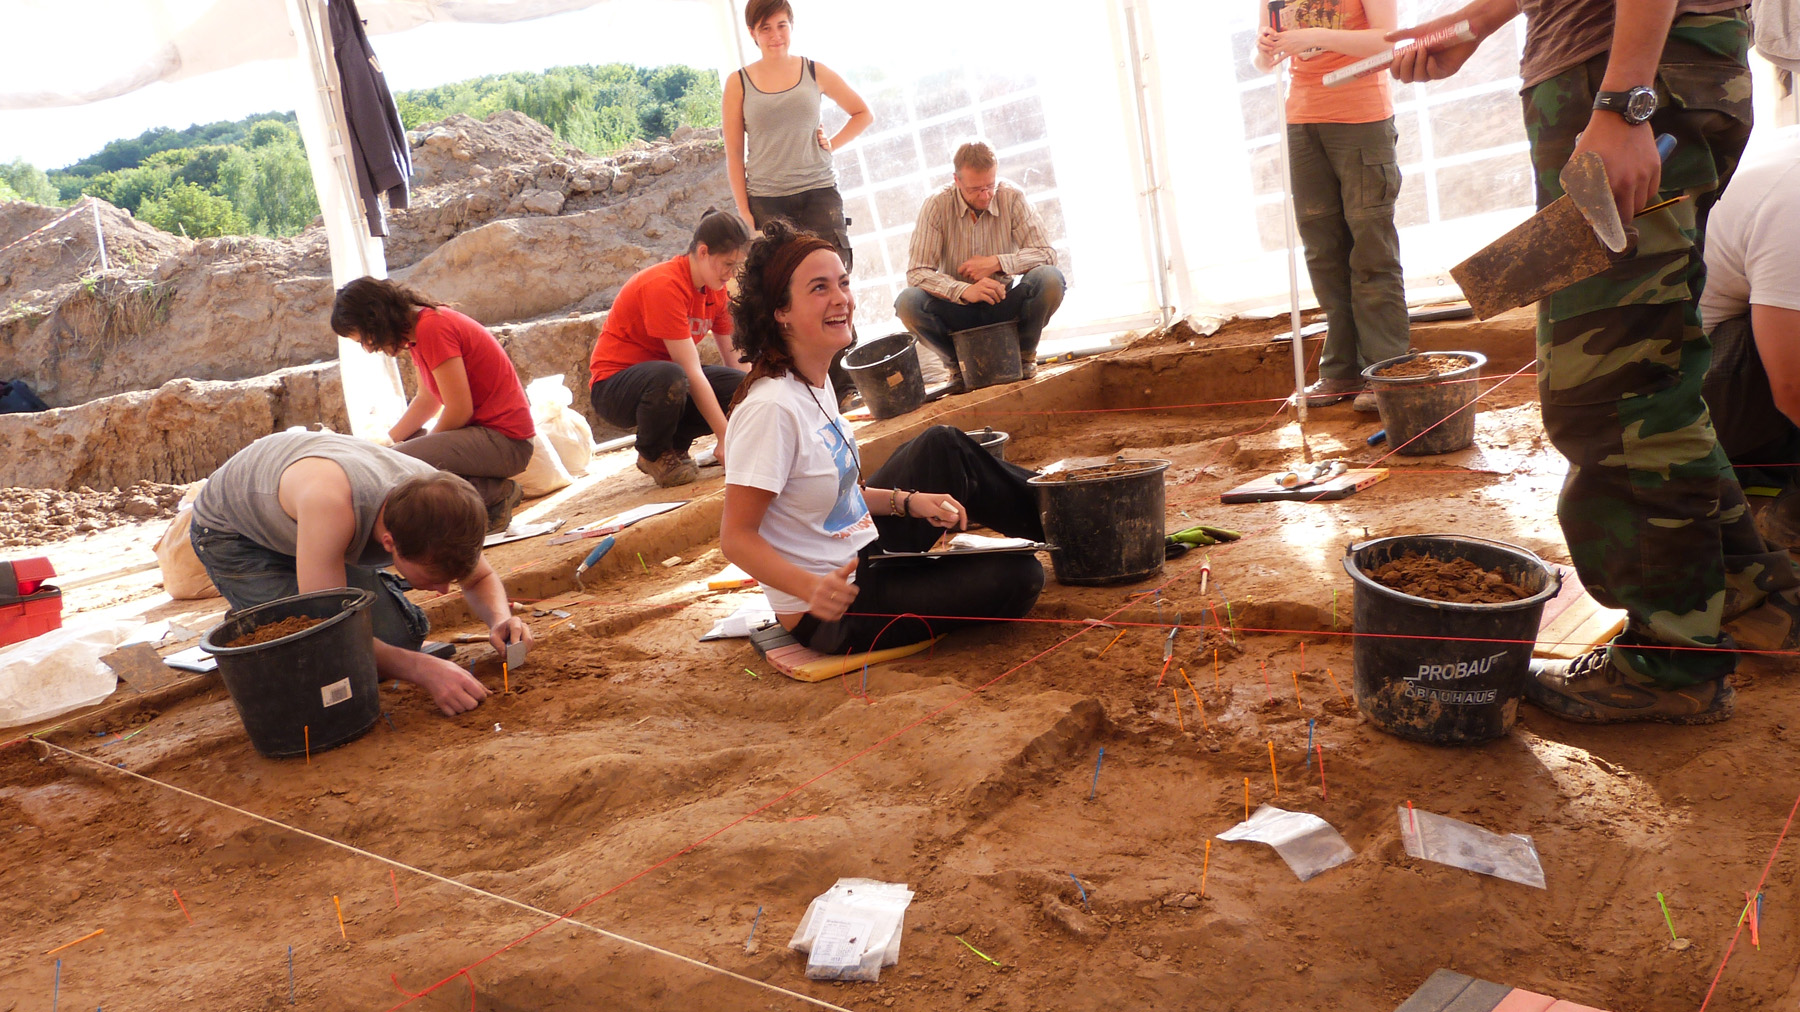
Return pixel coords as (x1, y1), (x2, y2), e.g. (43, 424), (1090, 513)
(1522, 11), (1797, 687)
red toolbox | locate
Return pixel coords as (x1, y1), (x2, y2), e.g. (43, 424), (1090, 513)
(0, 557), (62, 648)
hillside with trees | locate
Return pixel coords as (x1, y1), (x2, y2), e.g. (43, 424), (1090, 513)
(16, 63), (721, 240)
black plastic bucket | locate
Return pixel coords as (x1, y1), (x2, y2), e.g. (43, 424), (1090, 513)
(843, 333), (926, 420)
(1361, 351), (1487, 456)
(1029, 459), (1170, 585)
(200, 588), (383, 758)
(965, 427), (1011, 460)
(1342, 534), (1560, 745)
(951, 320), (1023, 389)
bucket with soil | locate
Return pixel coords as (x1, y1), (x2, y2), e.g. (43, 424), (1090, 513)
(950, 320), (1024, 389)
(1029, 459), (1170, 585)
(843, 333), (926, 420)
(965, 427), (1011, 460)
(1342, 534), (1559, 745)
(1362, 351), (1487, 456)
(200, 588), (382, 759)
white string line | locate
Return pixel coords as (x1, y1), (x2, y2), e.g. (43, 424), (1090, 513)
(35, 739), (858, 1012)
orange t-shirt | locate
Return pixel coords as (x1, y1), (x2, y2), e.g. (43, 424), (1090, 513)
(588, 255), (734, 385)
(1282, 0), (1394, 125)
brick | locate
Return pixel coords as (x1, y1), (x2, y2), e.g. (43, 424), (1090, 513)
(1491, 990), (1558, 1012)
(1546, 1002), (1612, 1012)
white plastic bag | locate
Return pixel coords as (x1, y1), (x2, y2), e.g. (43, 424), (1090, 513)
(515, 431), (574, 497)
(526, 374), (594, 476)
(1217, 805), (1356, 882)
(0, 617), (140, 728)
(789, 878), (914, 982)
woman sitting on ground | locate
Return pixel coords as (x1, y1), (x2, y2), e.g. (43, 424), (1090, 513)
(589, 210), (753, 488)
(720, 220), (1047, 654)
(331, 278), (535, 533)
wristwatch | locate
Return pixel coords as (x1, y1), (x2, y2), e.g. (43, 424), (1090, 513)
(1593, 86), (1658, 125)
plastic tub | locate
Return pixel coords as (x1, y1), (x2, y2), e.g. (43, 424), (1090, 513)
(1361, 351), (1487, 456)
(843, 333), (926, 420)
(1029, 459), (1170, 586)
(201, 588), (383, 758)
(1342, 534), (1560, 745)
(964, 427), (1011, 460)
(950, 320), (1024, 389)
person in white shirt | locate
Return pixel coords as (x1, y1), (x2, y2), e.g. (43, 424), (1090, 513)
(1701, 134), (1800, 547)
(721, 220), (1046, 654)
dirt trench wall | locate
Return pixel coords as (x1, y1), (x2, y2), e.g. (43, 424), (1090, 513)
(0, 363), (348, 490)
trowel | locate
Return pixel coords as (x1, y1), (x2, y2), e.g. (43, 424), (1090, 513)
(1452, 134), (1675, 320)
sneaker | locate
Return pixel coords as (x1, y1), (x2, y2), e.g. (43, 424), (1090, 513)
(636, 451), (698, 488)
(937, 371), (967, 397)
(485, 479), (523, 534)
(1021, 358), (1039, 379)
(1299, 376), (1360, 407)
(1351, 387), (1379, 413)
(1524, 647), (1734, 725)
(1724, 591), (1800, 652)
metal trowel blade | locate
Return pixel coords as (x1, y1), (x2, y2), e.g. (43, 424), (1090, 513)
(506, 639), (528, 669)
(1558, 150), (1628, 253)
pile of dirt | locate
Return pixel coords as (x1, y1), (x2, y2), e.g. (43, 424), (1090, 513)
(0, 480), (184, 548)
(1366, 551), (1530, 603)
(0, 197), (192, 299)
(224, 614), (321, 647)
(1374, 353), (1476, 379)
(1036, 460), (1165, 482)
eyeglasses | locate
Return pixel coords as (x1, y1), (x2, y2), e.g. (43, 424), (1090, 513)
(961, 183), (998, 196)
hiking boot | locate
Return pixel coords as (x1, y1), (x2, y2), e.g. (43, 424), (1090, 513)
(1752, 489), (1800, 551)
(937, 370), (967, 396)
(637, 451), (698, 488)
(485, 479), (522, 534)
(1299, 376), (1359, 407)
(1020, 357), (1039, 379)
(1352, 387), (1379, 413)
(1525, 647), (1734, 725)
(1724, 591), (1800, 653)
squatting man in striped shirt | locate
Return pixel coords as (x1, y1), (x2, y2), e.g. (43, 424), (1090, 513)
(894, 141), (1066, 394)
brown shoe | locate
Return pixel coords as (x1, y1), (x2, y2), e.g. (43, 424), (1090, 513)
(1525, 647), (1733, 725)
(485, 479), (523, 534)
(1299, 376), (1360, 407)
(637, 451), (698, 488)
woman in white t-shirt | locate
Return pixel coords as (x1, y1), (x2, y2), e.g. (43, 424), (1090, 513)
(721, 221), (1046, 654)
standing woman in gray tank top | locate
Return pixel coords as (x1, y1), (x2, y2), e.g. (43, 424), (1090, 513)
(723, 0), (871, 266)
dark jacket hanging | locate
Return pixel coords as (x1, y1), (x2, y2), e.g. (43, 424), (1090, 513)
(327, 0), (411, 237)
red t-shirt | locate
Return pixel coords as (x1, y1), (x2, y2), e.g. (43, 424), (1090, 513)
(409, 307), (535, 441)
(588, 255), (734, 385)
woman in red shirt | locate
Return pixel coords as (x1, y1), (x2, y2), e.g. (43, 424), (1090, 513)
(331, 278), (536, 531)
(589, 210), (753, 488)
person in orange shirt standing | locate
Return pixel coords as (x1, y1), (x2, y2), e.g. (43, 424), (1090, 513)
(1254, 0), (1410, 412)
(589, 211), (753, 488)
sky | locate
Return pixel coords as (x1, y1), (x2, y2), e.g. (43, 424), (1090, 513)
(0, 0), (735, 170)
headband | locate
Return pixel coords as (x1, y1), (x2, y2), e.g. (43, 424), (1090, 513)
(761, 233), (838, 310)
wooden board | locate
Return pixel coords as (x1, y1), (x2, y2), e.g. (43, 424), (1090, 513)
(1534, 566), (1628, 660)
(1221, 468), (1389, 504)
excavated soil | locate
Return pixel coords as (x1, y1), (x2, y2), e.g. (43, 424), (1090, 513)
(224, 615), (324, 648)
(5, 338), (1799, 1012)
(0, 481), (184, 548)
(1367, 552), (1531, 604)
(1374, 354), (1477, 379)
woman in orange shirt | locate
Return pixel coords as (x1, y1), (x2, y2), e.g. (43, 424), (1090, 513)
(588, 211), (753, 488)
(1254, 0), (1411, 412)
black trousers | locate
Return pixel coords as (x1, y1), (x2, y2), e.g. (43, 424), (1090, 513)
(793, 426), (1046, 654)
(590, 361), (744, 459)
(748, 186), (856, 405)
(1703, 315), (1800, 491)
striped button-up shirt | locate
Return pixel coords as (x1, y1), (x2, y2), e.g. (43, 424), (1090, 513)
(904, 181), (1057, 301)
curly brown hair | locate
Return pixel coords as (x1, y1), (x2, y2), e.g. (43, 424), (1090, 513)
(726, 219), (836, 410)
(330, 277), (440, 355)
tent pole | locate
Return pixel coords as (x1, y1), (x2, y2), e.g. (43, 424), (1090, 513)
(1121, 0), (1175, 330)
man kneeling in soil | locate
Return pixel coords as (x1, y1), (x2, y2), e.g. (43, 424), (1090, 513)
(190, 431), (529, 715)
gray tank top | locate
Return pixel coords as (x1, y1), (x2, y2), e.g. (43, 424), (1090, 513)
(741, 58), (837, 199)
(192, 431), (436, 568)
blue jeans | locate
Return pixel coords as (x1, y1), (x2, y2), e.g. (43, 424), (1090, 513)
(893, 265), (1066, 373)
(190, 523), (430, 650)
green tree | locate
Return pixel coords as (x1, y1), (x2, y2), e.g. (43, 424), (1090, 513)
(138, 181), (250, 237)
(0, 158), (58, 205)
(249, 138), (319, 236)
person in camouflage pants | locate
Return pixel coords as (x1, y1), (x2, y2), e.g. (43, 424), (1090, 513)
(1396, 5), (1800, 723)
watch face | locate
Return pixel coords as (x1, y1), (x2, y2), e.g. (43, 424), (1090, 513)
(1625, 88), (1657, 123)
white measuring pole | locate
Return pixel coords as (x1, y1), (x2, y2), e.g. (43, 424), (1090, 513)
(1273, 57), (1312, 462)
(90, 198), (108, 271)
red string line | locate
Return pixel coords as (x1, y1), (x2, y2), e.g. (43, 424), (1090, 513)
(1698, 785), (1800, 1010)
